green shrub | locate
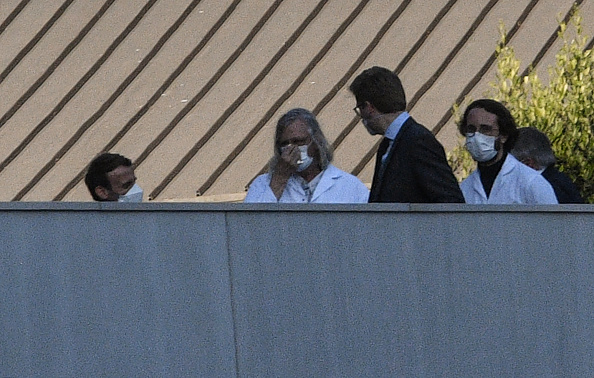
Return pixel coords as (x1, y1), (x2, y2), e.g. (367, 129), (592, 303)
(448, 9), (594, 203)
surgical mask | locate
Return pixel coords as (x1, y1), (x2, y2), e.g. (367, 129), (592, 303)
(118, 183), (143, 202)
(296, 144), (313, 172)
(465, 132), (498, 162)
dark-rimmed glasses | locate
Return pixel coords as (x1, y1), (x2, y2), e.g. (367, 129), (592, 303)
(353, 103), (365, 117)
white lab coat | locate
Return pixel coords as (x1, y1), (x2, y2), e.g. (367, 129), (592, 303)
(460, 154), (558, 204)
(244, 164), (369, 203)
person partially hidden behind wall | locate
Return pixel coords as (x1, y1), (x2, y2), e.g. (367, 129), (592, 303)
(458, 99), (557, 204)
(349, 66), (465, 203)
(85, 153), (144, 202)
(244, 108), (369, 203)
(510, 127), (584, 204)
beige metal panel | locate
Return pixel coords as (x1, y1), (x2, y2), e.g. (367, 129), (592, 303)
(412, 0), (540, 149)
(530, 0), (594, 82)
(4, 0), (194, 201)
(109, 0), (276, 166)
(176, 1), (391, 199)
(3, 0), (593, 202)
(108, 0), (295, 200)
(0, 0), (25, 23)
(436, 117), (465, 154)
(0, 0), (64, 70)
(136, 0), (329, 200)
(0, 1), (106, 116)
(397, 0), (492, 97)
(333, 123), (377, 185)
(60, 179), (92, 201)
(23, 0), (233, 201)
(358, 157), (375, 186)
(199, 0), (391, 197)
(189, 0), (456, 199)
(0, 0), (150, 199)
(314, 0), (456, 175)
(434, 0), (588, 152)
(331, 0), (492, 185)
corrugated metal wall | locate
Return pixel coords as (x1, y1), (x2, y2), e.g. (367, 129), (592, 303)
(1, 203), (593, 376)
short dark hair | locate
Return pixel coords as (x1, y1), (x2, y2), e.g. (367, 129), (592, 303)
(510, 127), (556, 169)
(269, 108), (333, 173)
(84, 153), (132, 201)
(459, 99), (518, 152)
(349, 66), (406, 113)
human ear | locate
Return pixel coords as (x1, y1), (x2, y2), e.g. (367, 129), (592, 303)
(95, 186), (110, 200)
(522, 157), (538, 170)
(495, 134), (508, 150)
(365, 101), (378, 114)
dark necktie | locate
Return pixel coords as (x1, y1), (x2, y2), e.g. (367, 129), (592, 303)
(377, 137), (391, 162)
(370, 138), (391, 201)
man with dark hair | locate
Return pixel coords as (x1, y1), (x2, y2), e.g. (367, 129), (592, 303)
(245, 108), (369, 203)
(349, 66), (464, 203)
(84, 153), (143, 202)
(511, 127), (584, 203)
(458, 99), (557, 204)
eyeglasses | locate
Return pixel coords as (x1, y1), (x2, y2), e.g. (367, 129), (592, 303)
(353, 103), (365, 117)
(464, 123), (499, 137)
(279, 136), (311, 148)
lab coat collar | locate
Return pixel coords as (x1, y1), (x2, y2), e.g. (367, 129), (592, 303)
(471, 154), (518, 199)
(310, 164), (342, 201)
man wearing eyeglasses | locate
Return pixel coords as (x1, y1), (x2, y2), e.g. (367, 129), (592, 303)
(349, 66), (464, 203)
(244, 108), (369, 203)
(458, 99), (557, 204)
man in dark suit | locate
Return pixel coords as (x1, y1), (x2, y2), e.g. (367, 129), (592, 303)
(511, 127), (584, 204)
(349, 66), (464, 203)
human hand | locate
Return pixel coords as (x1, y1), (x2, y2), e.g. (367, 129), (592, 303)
(279, 144), (302, 171)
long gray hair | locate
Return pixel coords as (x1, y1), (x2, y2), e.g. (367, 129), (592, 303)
(269, 108), (333, 174)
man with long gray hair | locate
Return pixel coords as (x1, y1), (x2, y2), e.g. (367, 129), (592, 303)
(245, 108), (369, 203)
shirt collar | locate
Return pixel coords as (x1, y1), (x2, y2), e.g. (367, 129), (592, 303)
(295, 171), (324, 202)
(295, 171), (323, 190)
(384, 111), (410, 141)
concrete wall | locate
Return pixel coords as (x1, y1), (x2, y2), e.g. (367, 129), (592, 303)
(1, 203), (593, 377)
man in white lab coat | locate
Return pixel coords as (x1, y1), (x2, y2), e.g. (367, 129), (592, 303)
(244, 108), (369, 203)
(458, 99), (557, 204)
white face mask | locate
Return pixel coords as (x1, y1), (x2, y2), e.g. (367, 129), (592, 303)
(118, 183), (143, 202)
(296, 144), (313, 172)
(465, 132), (498, 162)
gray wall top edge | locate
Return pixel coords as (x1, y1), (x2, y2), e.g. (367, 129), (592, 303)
(0, 202), (592, 213)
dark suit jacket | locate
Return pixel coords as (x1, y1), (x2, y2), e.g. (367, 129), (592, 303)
(542, 165), (584, 204)
(369, 117), (465, 203)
